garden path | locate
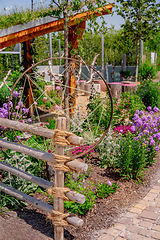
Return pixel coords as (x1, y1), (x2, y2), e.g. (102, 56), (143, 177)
(97, 177), (160, 240)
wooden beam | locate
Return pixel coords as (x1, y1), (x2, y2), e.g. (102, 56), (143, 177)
(68, 21), (86, 116)
(0, 182), (84, 227)
(0, 161), (85, 204)
(0, 118), (84, 145)
(0, 4), (113, 49)
(0, 138), (88, 172)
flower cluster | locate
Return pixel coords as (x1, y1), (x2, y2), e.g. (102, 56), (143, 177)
(113, 125), (133, 135)
(131, 107), (160, 151)
(71, 145), (95, 157)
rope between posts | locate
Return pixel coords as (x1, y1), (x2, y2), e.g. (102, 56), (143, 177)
(53, 129), (75, 146)
(48, 186), (71, 201)
(52, 154), (72, 172)
(47, 210), (70, 226)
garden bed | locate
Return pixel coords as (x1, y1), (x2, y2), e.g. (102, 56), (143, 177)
(1, 151), (160, 240)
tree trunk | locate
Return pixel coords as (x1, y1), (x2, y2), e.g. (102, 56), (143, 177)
(135, 39), (140, 83)
(63, 7), (70, 131)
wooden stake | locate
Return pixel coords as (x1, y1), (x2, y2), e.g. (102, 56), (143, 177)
(54, 117), (66, 240)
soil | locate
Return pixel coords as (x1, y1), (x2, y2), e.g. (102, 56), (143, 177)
(1, 151), (160, 240)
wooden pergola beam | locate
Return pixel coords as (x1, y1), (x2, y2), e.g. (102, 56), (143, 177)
(0, 4), (113, 49)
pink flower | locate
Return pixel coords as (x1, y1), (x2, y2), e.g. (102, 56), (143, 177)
(19, 120), (24, 123)
(107, 180), (112, 186)
(46, 122), (49, 126)
(56, 86), (61, 90)
(15, 105), (20, 110)
(59, 106), (62, 110)
(55, 105), (59, 109)
(48, 150), (52, 153)
(83, 114), (86, 118)
(34, 102), (38, 105)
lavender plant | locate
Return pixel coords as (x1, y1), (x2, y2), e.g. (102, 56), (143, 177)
(131, 107), (160, 165)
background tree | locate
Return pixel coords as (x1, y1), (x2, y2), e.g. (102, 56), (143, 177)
(116, 0), (160, 81)
(44, 0), (111, 127)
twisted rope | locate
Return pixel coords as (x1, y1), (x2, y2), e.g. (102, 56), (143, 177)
(48, 186), (71, 201)
(47, 210), (70, 226)
(53, 129), (74, 146)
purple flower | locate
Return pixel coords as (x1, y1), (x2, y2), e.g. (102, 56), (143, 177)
(13, 91), (19, 98)
(156, 133), (160, 140)
(147, 106), (152, 111)
(28, 119), (32, 123)
(150, 139), (155, 146)
(131, 126), (136, 132)
(140, 110), (144, 115)
(19, 87), (24, 90)
(107, 180), (112, 186)
(155, 146), (159, 151)
(153, 107), (159, 113)
(135, 110), (139, 114)
(18, 101), (23, 107)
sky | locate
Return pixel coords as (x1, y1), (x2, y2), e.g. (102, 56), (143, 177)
(0, 0), (125, 30)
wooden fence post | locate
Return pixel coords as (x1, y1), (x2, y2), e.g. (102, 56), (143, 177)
(54, 117), (66, 240)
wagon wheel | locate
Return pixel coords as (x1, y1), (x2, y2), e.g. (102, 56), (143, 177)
(8, 57), (113, 159)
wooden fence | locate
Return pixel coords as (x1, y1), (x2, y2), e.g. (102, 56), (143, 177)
(0, 117), (88, 240)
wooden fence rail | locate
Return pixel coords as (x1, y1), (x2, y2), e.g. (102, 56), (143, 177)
(0, 117), (87, 240)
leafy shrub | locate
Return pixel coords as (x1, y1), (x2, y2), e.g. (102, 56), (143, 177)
(138, 61), (157, 80)
(114, 92), (145, 124)
(64, 172), (118, 215)
(136, 79), (160, 108)
(116, 132), (148, 180)
(97, 130), (120, 169)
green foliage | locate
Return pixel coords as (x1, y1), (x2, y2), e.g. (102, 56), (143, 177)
(116, 0), (160, 42)
(64, 172), (118, 215)
(96, 182), (119, 198)
(116, 133), (148, 180)
(87, 93), (111, 132)
(114, 92), (145, 124)
(120, 69), (131, 78)
(138, 61), (157, 80)
(136, 80), (160, 108)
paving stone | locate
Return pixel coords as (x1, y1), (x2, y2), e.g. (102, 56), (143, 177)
(125, 212), (138, 218)
(132, 218), (140, 225)
(118, 218), (133, 225)
(155, 197), (160, 203)
(126, 225), (140, 234)
(113, 223), (126, 231)
(149, 201), (158, 207)
(119, 230), (130, 238)
(139, 221), (153, 228)
(130, 207), (142, 214)
(115, 237), (126, 240)
(143, 238), (154, 240)
(153, 185), (160, 190)
(97, 234), (114, 240)
(127, 232), (143, 240)
(156, 202), (160, 208)
(156, 218), (160, 225)
(152, 224), (160, 231)
(150, 189), (160, 194)
(152, 231), (160, 239)
(139, 210), (159, 220)
(138, 228), (153, 237)
(145, 206), (159, 212)
(105, 227), (121, 237)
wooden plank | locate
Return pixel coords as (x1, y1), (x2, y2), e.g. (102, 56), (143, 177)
(54, 117), (65, 240)
(0, 118), (84, 145)
(0, 161), (85, 204)
(0, 138), (88, 172)
(0, 182), (83, 227)
(0, 4), (113, 49)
